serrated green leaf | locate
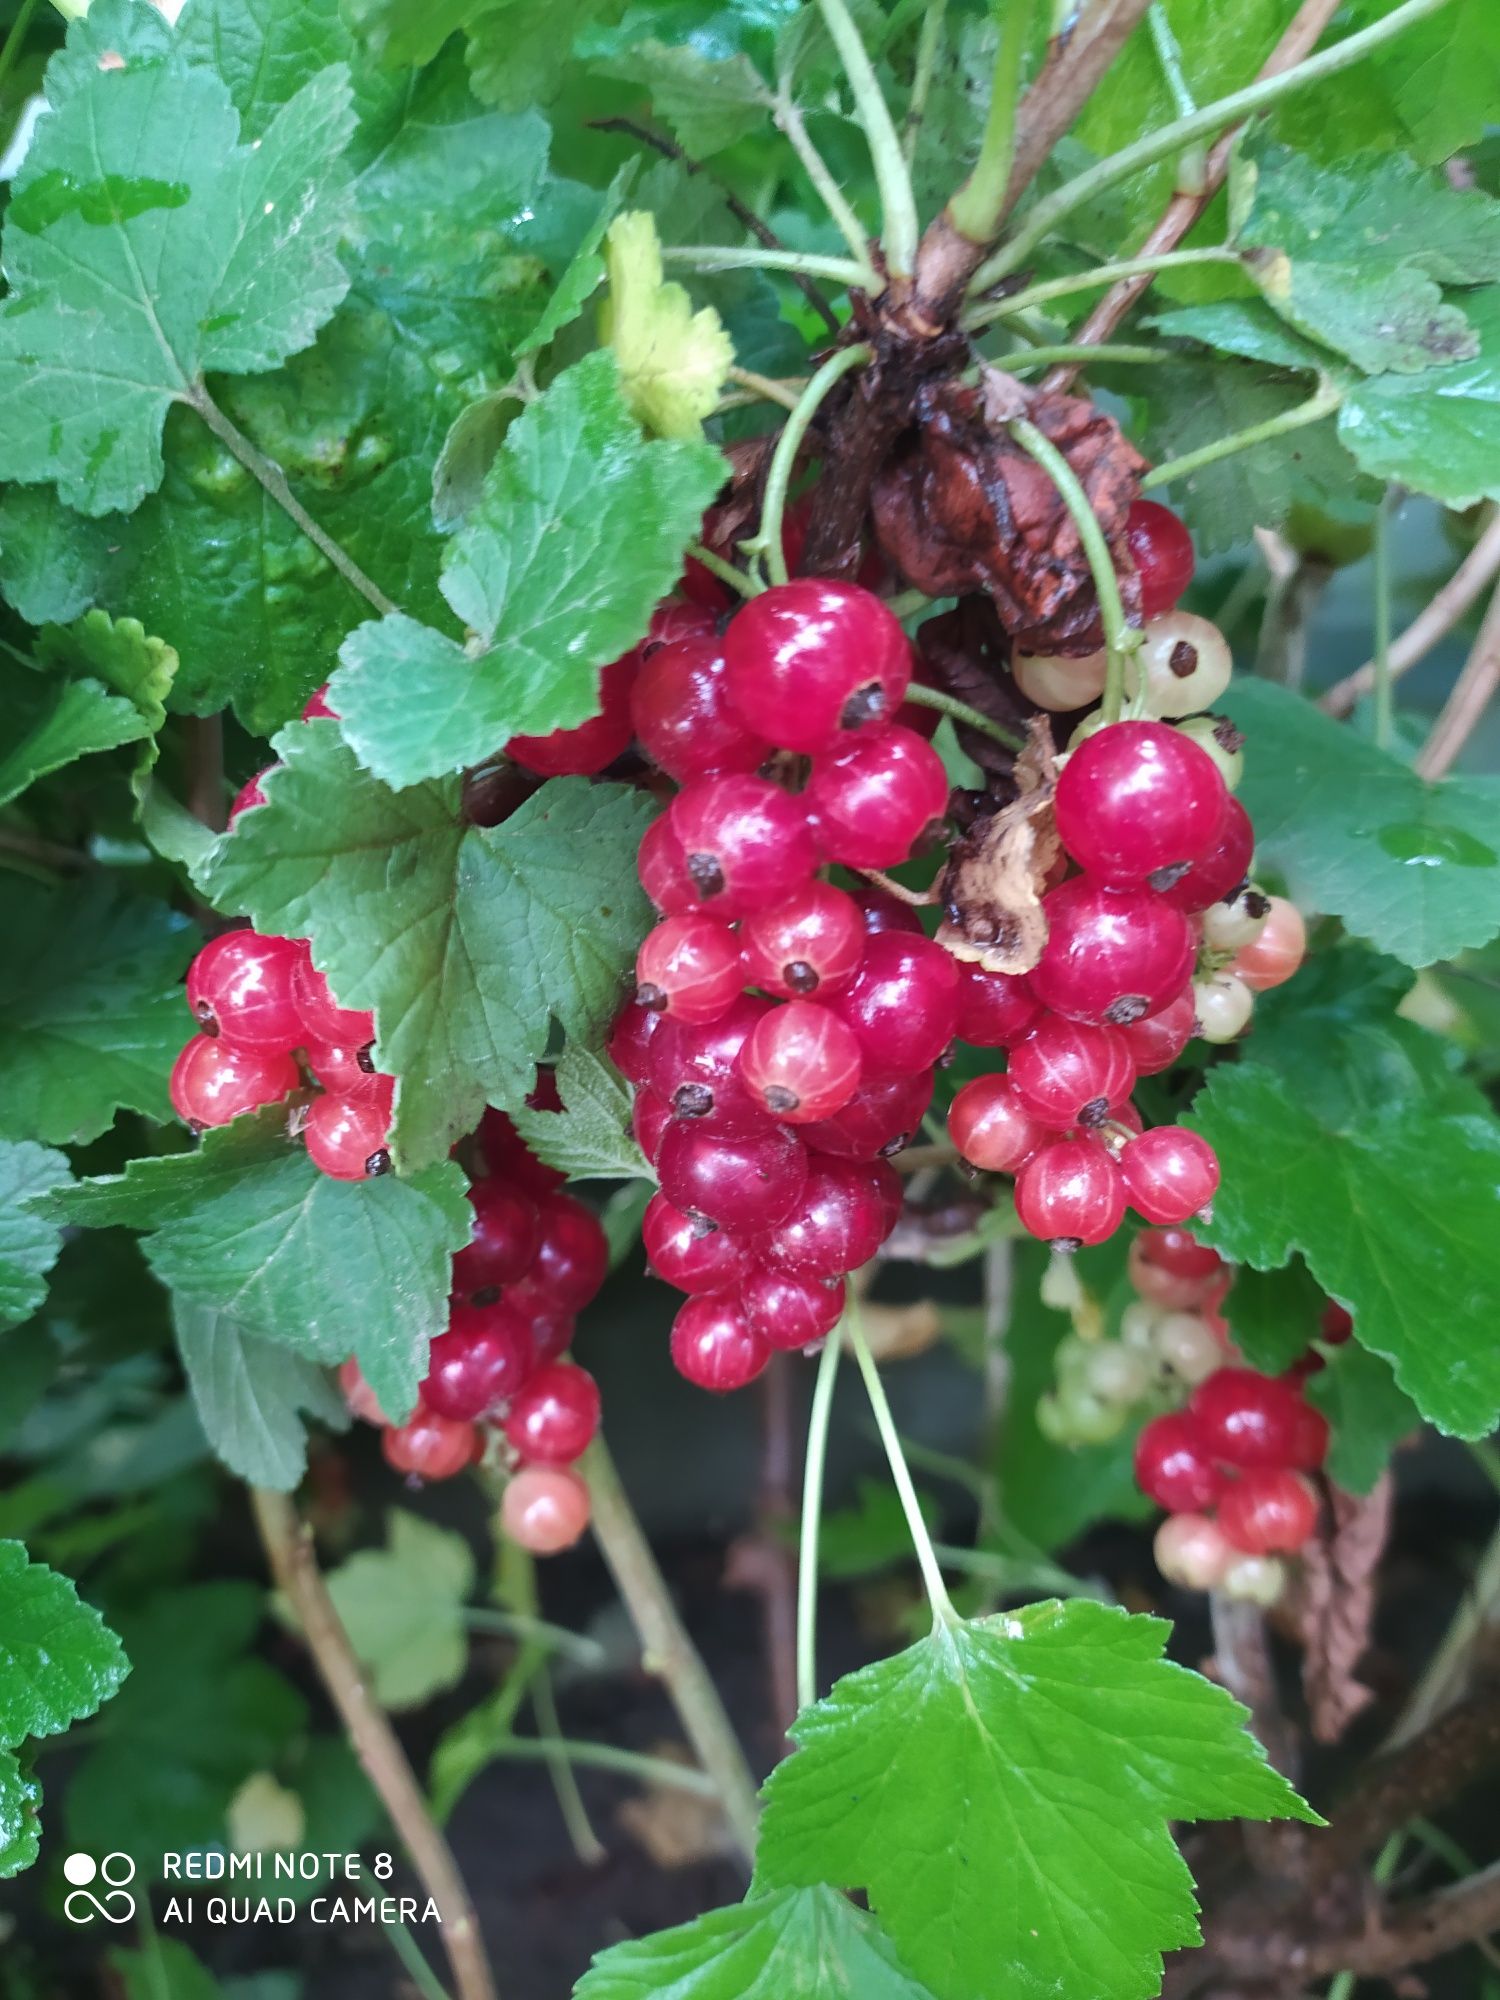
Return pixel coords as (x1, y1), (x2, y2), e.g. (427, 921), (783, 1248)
(39, 611), (178, 739)
(177, 0), (380, 139)
(576, 1885), (941, 2000)
(1224, 1258), (1325, 1375)
(0, 1142), (70, 1333)
(0, 36), (355, 515)
(0, 1540), (129, 1747)
(430, 391), (522, 533)
(0, 665), (148, 811)
(340, 0), (475, 68)
(1308, 1342), (1419, 1495)
(517, 160), (637, 362)
(174, 1297), (348, 1492)
(0, 1748), (41, 1878)
(1151, 299), (1330, 373)
(1223, 678), (1500, 966)
(602, 210), (734, 440)
(333, 351), (724, 788)
(757, 1601), (1314, 2000)
(0, 881), (195, 1146)
(323, 1511), (474, 1709)
(1340, 288), (1500, 509)
(0, 487), (110, 626)
(1341, 0), (1500, 166)
(591, 39), (769, 157)
(512, 1044), (648, 1182)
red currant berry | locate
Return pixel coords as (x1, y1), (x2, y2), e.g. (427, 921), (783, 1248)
(477, 1094), (566, 1198)
(754, 1154), (889, 1277)
(647, 992), (773, 1125)
(1055, 722), (1226, 889)
(1015, 1137), (1125, 1247)
(383, 1408), (478, 1480)
(670, 1292), (770, 1391)
(306, 1041), (393, 1107)
(657, 1119), (808, 1233)
(229, 768), (273, 821)
(1127, 1230), (1227, 1312)
(528, 1305), (577, 1366)
(1189, 1367), (1307, 1469)
(1289, 1398), (1330, 1470)
(422, 1300), (535, 1420)
(1231, 896), (1305, 992)
(631, 630), (771, 782)
(798, 1065), (935, 1160)
(642, 1192), (753, 1294)
(1320, 1302), (1353, 1345)
(851, 886), (925, 938)
(453, 1180), (543, 1294)
(1125, 499), (1196, 619)
(338, 1357), (388, 1425)
(741, 1267), (845, 1350)
(302, 682), (340, 721)
(1217, 1468), (1318, 1555)
(607, 998), (664, 1086)
(502, 1464), (590, 1552)
(1031, 877), (1195, 1027)
(830, 931), (960, 1078)
(1118, 1127), (1220, 1225)
(187, 931), (306, 1049)
(506, 647), (638, 775)
(1119, 987), (1195, 1075)
(1153, 1511), (1233, 1591)
(954, 961), (1040, 1047)
(805, 725), (950, 869)
(637, 814), (701, 916)
(948, 1074), (1046, 1174)
(667, 775), (816, 915)
(635, 914), (743, 1024)
(1137, 1226), (1221, 1280)
(1158, 796), (1254, 913)
(632, 1085), (672, 1163)
(1134, 1410), (1224, 1512)
(305, 1093), (392, 1179)
(739, 881), (866, 999)
(529, 1193), (609, 1311)
(739, 1000), (863, 1124)
(862, 1156), (904, 1233)
(1007, 1016), (1137, 1130)
(722, 579), (912, 753)
(292, 956), (376, 1048)
(503, 1361), (600, 1465)
(170, 1034), (299, 1129)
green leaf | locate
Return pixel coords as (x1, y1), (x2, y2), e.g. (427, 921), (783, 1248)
(37, 1115), (470, 1423)
(0, 487), (111, 626)
(0, 881), (195, 1146)
(576, 1885), (941, 2000)
(323, 1511), (474, 1709)
(174, 1297), (349, 1492)
(111, 1937), (224, 2000)
(1223, 1259), (1325, 1375)
(0, 1541), (128, 1747)
(757, 1601), (1314, 2000)
(39, 610), (179, 742)
(1340, 288), (1500, 509)
(340, 0), (475, 68)
(1223, 679), (1500, 967)
(0, 666), (148, 812)
(517, 160), (638, 362)
(198, 727), (657, 1172)
(591, 40), (769, 158)
(431, 391), (523, 533)
(1152, 299), (1332, 373)
(1341, 0), (1500, 167)
(1308, 1343), (1419, 1495)
(176, 0), (378, 139)
(332, 351), (724, 788)
(512, 1044), (648, 1182)
(0, 37), (355, 515)
(0, 1142), (70, 1333)
(602, 210), (735, 440)
(0, 1747), (41, 1877)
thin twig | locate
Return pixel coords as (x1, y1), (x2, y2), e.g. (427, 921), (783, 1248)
(660, 244), (871, 286)
(1141, 379), (1343, 491)
(249, 1489), (497, 2000)
(181, 716), (225, 834)
(1270, 1860), (1500, 1983)
(531, 1667), (606, 1866)
(901, 0), (950, 163)
(753, 343), (873, 587)
(1415, 576), (1500, 780)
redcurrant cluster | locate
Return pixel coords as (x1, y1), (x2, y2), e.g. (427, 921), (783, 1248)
(341, 1084), (609, 1556)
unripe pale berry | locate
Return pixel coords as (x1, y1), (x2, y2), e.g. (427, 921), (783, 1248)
(1193, 972), (1255, 1044)
(1083, 1341), (1151, 1406)
(1220, 1553), (1288, 1606)
(1231, 896), (1306, 991)
(1126, 613), (1232, 717)
(1151, 1310), (1222, 1386)
(501, 1464), (591, 1553)
(1201, 887), (1270, 951)
(1012, 647), (1107, 711)
(1175, 713), (1245, 790)
(1153, 1512), (1233, 1591)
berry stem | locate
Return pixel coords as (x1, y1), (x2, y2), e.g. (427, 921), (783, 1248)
(965, 247), (1240, 331)
(582, 1435), (762, 1858)
(1141, 378), (1344, 492)
(814, 0), (920, 279)
(847, 1302), (959, 1628)
(772, 85), (879, 283)
(725, 364), (807, 413)
(902, 680), (1026, 751)
(686, 541), (764, 598)
(659, 243), (873, 286)
(530, 1662), (606, 1867)
(797, 1325), (845, 1712)
(945, 0), (1034, 247)
(755, 342), (873, 587)
(1005, 341), (1168, 372)
(901, 0), (950, 164)
(851, 865), (939, 906)
(972, 0), (1457, 290)
(464, 1730), (725, 1799)
(1145, 1), (1209, 195)
(460, 1605), (607, 1667)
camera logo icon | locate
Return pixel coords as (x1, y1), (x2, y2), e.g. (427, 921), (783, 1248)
(63, 1852), (137, 1925)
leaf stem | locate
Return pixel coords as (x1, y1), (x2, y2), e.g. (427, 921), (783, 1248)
(946, 0), (1035, 245)
(772, 88), (877, 282)
(1146, 1), (1209, 194)
(726, 364), (807, 413)
(474, 1732), (723, 1799)
(901, 0), (950, 163)
(973, 0), (1458, 290)
(1414, 576), (1500, 782)
(846, 1303), (958, 1628)
(755, 343), (873, 587)
(0, 0), (41, 101)
(1372, 487), (1395, 753)
(815, 0), (921, 279)
(1004, 340), (1167, 372)
(964, 247), (1240, 329)
(377, 1905), (454, 2000)
(658, 243), (871, 286)
(687, 541), (763, 598)
(1141, 379), (1343, 491)
(582, 1435), (762, 1860)
(186, 383), (398, 620)
(796, 1327), (844, 1713)
(902, 680), (1026, 751)
(460, 1605), (607, 1668)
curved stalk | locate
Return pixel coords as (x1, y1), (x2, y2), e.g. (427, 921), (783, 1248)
(815, 0), (920, 279)
(1005, 341), (1166, 371)
(902, 681), (1026, 752)
(772, 87), (877, 283)
(659, 244), (871, 286)
(902, 0), (950, 163)
(847, 1304), (958, 1627)
(965, 246), (1239, 329)
(946, 0), (1035, 246)
(1140, 380), (1343, 491)
(796, 1330), (844, 1712)
(754, 343), (873, 587)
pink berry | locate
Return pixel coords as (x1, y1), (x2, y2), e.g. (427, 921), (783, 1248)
(422, 1300), (535, 1420)
(1159, 796), (1254, 913)
(637, 814), (701, 916)
(503, 1361), (601, 1465)
(529, 1193), (609, 1311)
(383, 1409), (477, 1480)
(632, 1085), (672, 1163)
(798, 1065), (935, 1160)
(1127, 1229), (1228, 1312)
(805, 725), (950, 869)
(739, 1000), (863, 1125)
(453, 1181), (543, 1295)
(1231, 897), (1305, 992)
(667, 775), (817, 915)
(1007, 1016), (1137, 1131)
(1014, 1137), (1125, 1247)
(292, 955), (375, 1048)
(739, 881), (866, 999)
(306, 1040), (392, 1106)
(648, 993), (774, 1125)
(851, 886), (925, 937)
(1190, 1368), (1307, 1469)
(1119, 987), (1195, 1075)
(829, 931), (960, 1078)
(1153, 1511), (1233, 1590)
(506, 647), (638, 775)
(1119, 1126), (1220, 1224)
(722, 579), (912, 753)
(1217, 1469), (1318, 1555)
(1031, 877), (1195, 1027)
(169, 1034), (299, 1129)
(304, 1092), (392, 1179)
(954, 961), (1040, 1047)
(670, 1292), (770, 1391)
(1125, 500), (1196, 619)
(502, 1464), (591, 1552)
(187, 931), (306, 1049)
(302, 682), (340, 721)
(338, 1357), (388, 1425)
(635, 914), (744, 1024)
(607, 998), (664, 1085)
(642, 1192), (753, 1294)
(948, 1074), (1046, 1174)
(657, 1120), (808, 1233)
(1055, 721), (1226, 888)
(1320, 1302), (1353, 1345)
(754, 1154), (889, 1277)
(741, 1267), (845, 1350)
(1134, 1411), (1224, 1512)
(631, 629), (771, 781)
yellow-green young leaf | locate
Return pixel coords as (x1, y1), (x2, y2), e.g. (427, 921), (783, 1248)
(322, 1512), (474, 1710)
(602, 211), (735, 440)
(0, 1141), (69, 1332)
(756, 1602), (1315, 2000)
(0, 666), (148, 811)
(38, 612), (178, 743)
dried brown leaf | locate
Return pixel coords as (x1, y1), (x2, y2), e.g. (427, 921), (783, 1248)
(1295, 1473), (1394, 1744)
(936, 718), (1060, 971)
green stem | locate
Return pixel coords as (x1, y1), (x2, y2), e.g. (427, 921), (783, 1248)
(658, 244), (872, 286)
(964, 247), (1239, 329)
(946, 0), (1035, 245)
(846, 1303), (958, 1627)
(460, 1606), (607, 1668)
(901, 0), (950, 163)
(815, 0), (921, 278)
(755, 343), (872, 587)
(1372, 486), (1395, 752)
(1141, 380), (1343, 491)
(687, 542), (763, 598)
(797, 1327), (844, 1713)
(1146, 1), (1208, 195)
(902, 680), (1026, 750)
(381, 1916), (454, 2000)
(1008, 414), (1138, 722)
(1002, 341), (1167, 372)
(473, 1735), (723, 1798)
(973, 0), (1458, 290)
(0, 0), (41, 101)
(773, 89), (877, 280)
(531, 1665), (606, 1866)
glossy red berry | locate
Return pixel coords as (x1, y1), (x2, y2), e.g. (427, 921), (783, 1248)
(851, 886), (925, 938)
(306, 1040), (391, 1105)
(631, 630), (771, 782)
(383, 1408), (478, 1480)
(637, 813), (701, 916)
(1127, 1230), (1227, 1312)
(1320, 1302), (1354, 1345)
(1232, 896), (1306, 992)
(656, 1119), (808, 1233)
(1055, 722), (1226, 888)
(502, 1464), (591, 1552)
(632, 1085), (672, 1163)
(862, 1156), (904, 1233)
(506, 647), (638, 775)
(476, 1093), (566, 1199)
(1217, 1469), (1318, 1555)
(642, 1192), (753, 1294)
(170, 1034), (299, 1129)
(798, 1065), (935, 1160)
(954, 961), (1040, 1047)
(948, 1074), (1046, 1174)
(229, 768), (272, 821)
(1134, 1410), (1225, 1512)
(503, 1361), (600, 1465)
(1031, 877), (1195, 1027)
(647, 992), (773, 1125)
(1126, 499), (1196, 619)
(722, 579), (912, 753)
(422, 1300), (535, 1420)
(830, 931), (960, 1078)
(1118, 1127), (1219, 1224)
(1119, 987), (1196, 1075)
(187, 931), (306, 1049)
(667, 775), (816, 915)
(1289, 1398), (1330, 1470)
(338, 1357), (388, 1425)
(1015, 1138), (1125, 1247)
(302, 682), (339, 721)
(305, 1092), (392, 1179)
(1158, 796), (1254, 912)
(1136, 1226), (1222, 1280)
(754, 1154), (889, 1277)
(805, 725), (949, 869)
(529, 1193), (610, 1311)
(741, 1267), (845, 1350)
(739, 1000), (863, 1124)
(635, 914), (744, 1024)
(1190, 1368), (1307, 1469)
(1007, 1016), (1137, 1130)
(670, 1292), (770, 1391)
(292, 956), (375, 1049)
(453, 1181), (543, 1295)
(739, 881), (866, 999)
(607, 997), (664, 1086)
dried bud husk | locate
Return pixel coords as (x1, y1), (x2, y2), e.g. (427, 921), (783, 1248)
(935, 718), (1060, 973)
